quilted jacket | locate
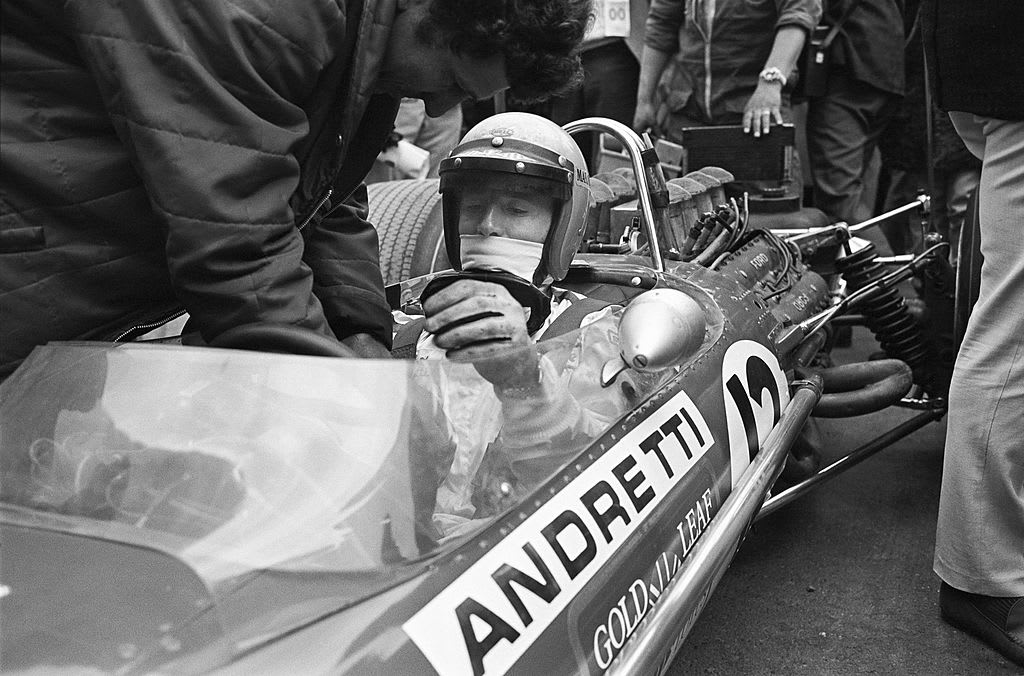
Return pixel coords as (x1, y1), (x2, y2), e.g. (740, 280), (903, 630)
(1, 0), (400, 376)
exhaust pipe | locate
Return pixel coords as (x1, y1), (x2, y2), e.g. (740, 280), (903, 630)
(797, 359), (912, 418)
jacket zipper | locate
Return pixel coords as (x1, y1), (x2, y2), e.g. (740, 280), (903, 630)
(298, 188), (333, 231)
(113, 309), (188, 343)
(703, 0), (714, 118)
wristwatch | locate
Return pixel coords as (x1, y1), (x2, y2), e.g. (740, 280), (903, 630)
(759, 67), (787, 87)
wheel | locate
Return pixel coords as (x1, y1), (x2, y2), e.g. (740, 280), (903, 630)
(954, 188), (982, 349)
(209, 323), (358, 357)
(367, 178), (449, 286)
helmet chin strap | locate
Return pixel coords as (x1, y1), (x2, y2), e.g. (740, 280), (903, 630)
(419, 269), (553, 335)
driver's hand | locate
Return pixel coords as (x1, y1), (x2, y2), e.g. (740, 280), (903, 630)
(423, 279), (531, 357)
(422, 279), (538, 387)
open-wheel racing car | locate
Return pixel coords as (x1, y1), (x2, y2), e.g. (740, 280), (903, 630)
(0, 117), (970, 675)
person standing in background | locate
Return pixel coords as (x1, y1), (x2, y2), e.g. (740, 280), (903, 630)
(877, 0), (980, 263)
(633, 0), (820, 198)
(633, 0), (821, 139)
(922, 0), (1024, 667)
(368, 97), (464, 182)
(520, 0), (646, 171)
(395, 98), (464, 178)
(804, 0), (904, 226)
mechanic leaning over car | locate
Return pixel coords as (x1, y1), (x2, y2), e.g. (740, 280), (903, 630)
(393, 113), (654, 537)
(0, 0), (592, 378)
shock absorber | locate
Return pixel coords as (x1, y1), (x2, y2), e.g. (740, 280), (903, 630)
(836, 239), (930, 382)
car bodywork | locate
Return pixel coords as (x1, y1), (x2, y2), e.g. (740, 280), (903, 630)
(0, 119), (957, 675)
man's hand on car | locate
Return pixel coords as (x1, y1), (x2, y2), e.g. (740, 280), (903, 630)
(743, 83), (784, 138)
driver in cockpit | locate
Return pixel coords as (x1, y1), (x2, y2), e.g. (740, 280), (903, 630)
(393, 113), (651, 537)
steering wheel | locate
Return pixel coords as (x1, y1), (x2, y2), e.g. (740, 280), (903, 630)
(208, 323), (359, 358)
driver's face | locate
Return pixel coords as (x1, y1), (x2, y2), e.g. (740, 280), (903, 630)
(376, 0), (510, 118)
(458, 186), (555, 243)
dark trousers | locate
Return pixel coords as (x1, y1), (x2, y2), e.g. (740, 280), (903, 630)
(529, 39), (640, 170)
(806, 70), (901, 225)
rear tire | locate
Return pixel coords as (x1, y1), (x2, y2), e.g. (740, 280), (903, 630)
(954, 189), (982, 350)
(368, 179), (448, 286)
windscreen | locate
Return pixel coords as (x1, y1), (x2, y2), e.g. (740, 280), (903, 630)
(0, 320), (668, 592)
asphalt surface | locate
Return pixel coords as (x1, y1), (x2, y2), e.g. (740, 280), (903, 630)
(668, 326), (1021, 675)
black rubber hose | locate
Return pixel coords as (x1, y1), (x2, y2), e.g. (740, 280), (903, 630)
(797, 359), (913, 418)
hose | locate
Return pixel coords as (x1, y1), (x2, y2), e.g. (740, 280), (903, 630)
(692, 223), (735, 266)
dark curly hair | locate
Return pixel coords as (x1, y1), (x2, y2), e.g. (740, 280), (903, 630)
(418, 0), (592, 104)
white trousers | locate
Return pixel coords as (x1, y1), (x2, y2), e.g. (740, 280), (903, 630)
(934, 113), (1024, 597)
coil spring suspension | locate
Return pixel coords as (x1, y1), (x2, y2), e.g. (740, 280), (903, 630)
(836, 241), (930, 378)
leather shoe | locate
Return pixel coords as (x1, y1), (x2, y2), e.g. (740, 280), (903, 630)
(939, 581), (1024, 667)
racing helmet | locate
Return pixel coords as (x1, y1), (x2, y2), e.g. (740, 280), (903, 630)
(438, 112), (591, 286)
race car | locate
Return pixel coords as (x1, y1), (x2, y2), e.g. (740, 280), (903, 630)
(0, 117), (964, 675)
